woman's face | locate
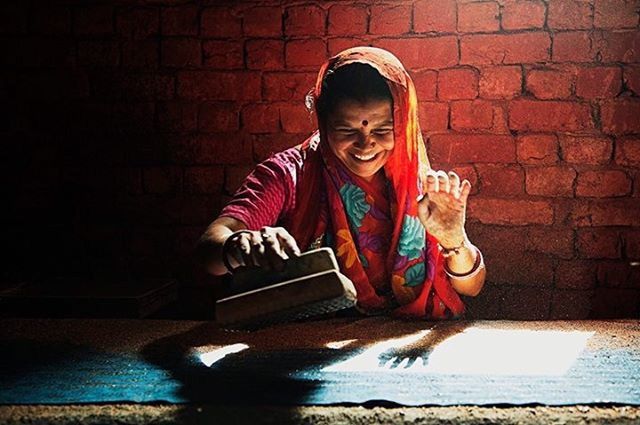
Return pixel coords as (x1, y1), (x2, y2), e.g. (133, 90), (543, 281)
(325, 98), (394, 181)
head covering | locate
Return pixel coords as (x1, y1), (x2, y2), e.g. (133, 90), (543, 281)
(288, 46), (465, 319)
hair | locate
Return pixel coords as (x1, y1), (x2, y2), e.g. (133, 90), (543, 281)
(308, 62), (393, 124)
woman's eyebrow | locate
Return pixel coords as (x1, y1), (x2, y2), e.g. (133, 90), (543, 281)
(333, 119), (393, 127)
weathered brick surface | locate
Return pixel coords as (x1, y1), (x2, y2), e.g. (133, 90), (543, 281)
(5, 0), (638, 320)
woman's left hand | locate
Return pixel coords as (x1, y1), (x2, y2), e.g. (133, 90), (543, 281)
(417, 169), (471, 246)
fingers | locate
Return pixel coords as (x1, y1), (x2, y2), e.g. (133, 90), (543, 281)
(460, 179), (472, 203)
(426, 169), (468, 200)
(448, 171), (461, 199)
(226, 227), (301, 272)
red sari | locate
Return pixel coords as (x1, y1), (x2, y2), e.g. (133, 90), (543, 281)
(288, 47), (465, 320)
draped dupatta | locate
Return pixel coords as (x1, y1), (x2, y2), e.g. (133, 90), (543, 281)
(288, 47), (465, 319)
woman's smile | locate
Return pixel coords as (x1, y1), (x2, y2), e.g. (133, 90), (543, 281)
(326, 98), (395, 180)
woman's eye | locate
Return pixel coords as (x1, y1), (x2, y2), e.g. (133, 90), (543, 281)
(374, 130), (392, 135)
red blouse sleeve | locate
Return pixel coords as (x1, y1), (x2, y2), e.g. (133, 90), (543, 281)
(218, 149), (299, 230)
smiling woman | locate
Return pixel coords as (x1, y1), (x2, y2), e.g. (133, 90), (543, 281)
(196, 46), (486, 320)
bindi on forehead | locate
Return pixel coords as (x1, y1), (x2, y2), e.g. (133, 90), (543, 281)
(362, 120), (368, 126)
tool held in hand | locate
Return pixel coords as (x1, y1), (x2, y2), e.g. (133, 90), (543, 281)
(215, 248), (357, 329)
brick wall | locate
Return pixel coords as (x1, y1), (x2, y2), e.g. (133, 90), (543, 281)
(2, 0), (639, 319)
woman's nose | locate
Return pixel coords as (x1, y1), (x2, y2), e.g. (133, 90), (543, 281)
(356, 132), (375, 147)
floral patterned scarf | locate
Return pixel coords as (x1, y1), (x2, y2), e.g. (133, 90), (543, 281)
(288, 46), (465, 320)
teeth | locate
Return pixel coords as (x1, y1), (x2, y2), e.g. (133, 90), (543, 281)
(353, 153), (376, 161)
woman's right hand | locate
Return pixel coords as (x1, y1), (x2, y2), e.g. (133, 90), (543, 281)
(223, 226), (301, 272)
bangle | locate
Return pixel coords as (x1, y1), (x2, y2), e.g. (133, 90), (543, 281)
(443, 245), (484, 280)
(222, 230), (253, 274)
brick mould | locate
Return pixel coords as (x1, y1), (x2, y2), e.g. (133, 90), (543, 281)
(1, 0), (639, 319)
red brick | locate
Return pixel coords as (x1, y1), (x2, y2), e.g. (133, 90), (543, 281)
(501, 287), (553, 319)
(479, 66), (522, 99)
(622, 230), (640, 259)
(438, 68), (478, 100)
(509, 100), (593, 131)
(246, 39), (284, 70)
(458, 1), (500, 33)
(596, 262), (639, 288)
(117, 7), (158, 39)
(491, 253), (555, 286)
(429, 134), (516, 163)
(468, 198), (554, 225)
(412, 70), (438, 100)
(74, 5), (114, 35)
(170, 133), (252, 165)
(203, 40), (242, 69)
(623, 65), (640, 95)
(328, 4), (367, 36)
(560, 135), (613, 165)
(161, 5), (198, 36)
(161, 38), (201, 67)
(225, 165), (254, 194)
(285, 5), (325, 36)
(241, 104), (280, 133)
(576, 66), (622, 99)
(526, 68), (574, 99)
(594, 0), (638, 29)
(370, 4), (411, 35)
(577, 229), (621, 259)
(279, 103), (315, 133)
(418, 102), (448, 132)
(375, 37), (458, 70)
(77, 40), (119, 67)
(501, 0), (546, 30)
(516, 134), (559, 165)
(199, 102), (239, 132)
(285, 39), (327, 69)
(570, 199), (640, 226)
(451, 100), (493, 130)
(556, 260), (597, 289)
(591, 287), (640, 317)
(31, 6), (70, 34)
(615, 138), (640, 168)
(576, 170), (632, 197)
(156, 101), (198, 133)
(184, 166), (224, 194)
(92, 73), (174, 100)
(122, 40), (158, 69)
(253, 133), (304, 162)
(527, 227), (574, 259)
(414, 0), (457, 33)
(526, 166), (576, 197)
(242, 6), (282, 37)
(201, 7), (241, 38)
(461, 33), (550, 65)
(548, 0), (592, 30)
(178, 71), (260, 101)
(263, 72), (317, 102)
(592, 30), (640, 63)
(601, 99), (640, 135)
(328, 38), (371, 56)
(143, 166), (181, 194)
(552, 31), (593, 62)
(550, 289), (593, 319)
(476, 164), (524, 196)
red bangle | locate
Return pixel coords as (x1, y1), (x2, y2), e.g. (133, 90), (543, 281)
(443, 245), (484, 279)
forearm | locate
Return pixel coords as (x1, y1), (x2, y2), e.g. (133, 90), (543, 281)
(443, 235), (486, 297)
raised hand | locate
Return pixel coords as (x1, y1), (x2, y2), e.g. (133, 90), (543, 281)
(417, 169), (472, 247)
